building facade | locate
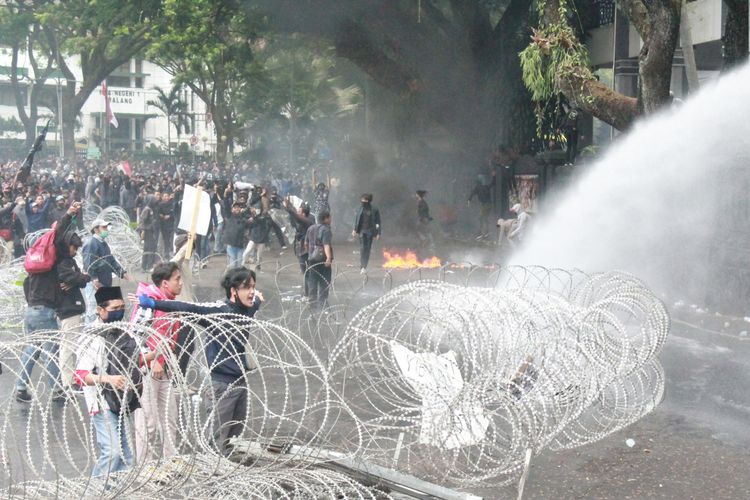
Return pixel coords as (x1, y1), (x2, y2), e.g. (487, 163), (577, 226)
(0, 50), (218, 158)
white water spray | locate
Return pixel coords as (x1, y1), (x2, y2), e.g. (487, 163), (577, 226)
(511, 64), (750, 311)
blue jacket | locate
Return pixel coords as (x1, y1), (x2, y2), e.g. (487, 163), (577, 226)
(82, 235), (125, 286)
(26, 197), (51, 232)
(150, 297), (261, 384)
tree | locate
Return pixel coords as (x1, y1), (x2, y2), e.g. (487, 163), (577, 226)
(0, 5), (55, 148)
(243, 0), (538, 161)
(32, 0), (164, 161)
(723, 0), (749, 71)
(520, 0), (681, 133)
(146, 84), (191, 162)
(148, 0), (264, 163)
(236, 40), (361, 167)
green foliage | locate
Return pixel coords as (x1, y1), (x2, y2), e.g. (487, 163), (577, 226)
(519, 0), (593, 136)
(147, 0), (265, 149)
(34, 0), (163, 69)
(238, 41), (361, 125)
(147, 84), (191, 135)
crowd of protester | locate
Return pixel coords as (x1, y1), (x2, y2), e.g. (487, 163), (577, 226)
(0, 156), (329, 264)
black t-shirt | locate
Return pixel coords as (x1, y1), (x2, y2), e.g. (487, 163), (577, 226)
(361, 207), (372, 232)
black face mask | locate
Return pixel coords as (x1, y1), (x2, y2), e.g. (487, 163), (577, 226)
(361, 201), (370, 207)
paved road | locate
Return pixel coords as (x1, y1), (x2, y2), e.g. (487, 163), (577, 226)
(1, 242), (749, 498)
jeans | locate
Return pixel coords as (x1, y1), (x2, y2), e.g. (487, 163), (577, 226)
(227, 245), (244, 269)
(142, 229), (159, 271)
(197, 235), (210, 259)
(160, 225), (174, 259)
(16, 305), (60, 392)
(84, 282), (98, 325)
(207, 379), (248, 455)
(242, 241), (265, 268)
(213, 222), (224, 253)
(359, 232), (374, 269)
(479, 204), (491, 236)
(58, 315), (83, 389)
(308, 262), (332, 307)
(134, 376), (178, 464)
(92, 409), (133, 477)
(298, 254), (310, 297)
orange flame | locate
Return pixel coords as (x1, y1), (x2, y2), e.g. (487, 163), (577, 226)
(382, 249), (441, 269)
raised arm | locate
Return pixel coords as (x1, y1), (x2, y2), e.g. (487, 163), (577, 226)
(137, 295), (228, 315)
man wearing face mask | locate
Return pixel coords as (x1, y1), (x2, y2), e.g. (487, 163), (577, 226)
(82, 219), (130, 324)
(352, 193), (381, 274)
(75, 286), (154, 478)
(132, 267), (263, 455)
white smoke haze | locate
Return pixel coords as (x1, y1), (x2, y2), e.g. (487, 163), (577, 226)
(510, 63), (750, 312)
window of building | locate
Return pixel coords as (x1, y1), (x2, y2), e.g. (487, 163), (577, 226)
(115, 60), (131, 74)
(135, 77), (143, 88)
(107, 76), (130, 88)
(134, 118), (143, 141)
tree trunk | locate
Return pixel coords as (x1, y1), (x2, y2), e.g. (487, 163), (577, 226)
(250, 0), (537, 159)
(557, 73), (638, 130)
(167, 113), (172, 163)
(723, 0), (749, 70)
(630, 1), (681, 114)
(61, 82), (78, 163)
(539, 0), (680, 130)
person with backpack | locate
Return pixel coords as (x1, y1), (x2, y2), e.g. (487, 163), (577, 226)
(304, 210), (333, 308)
(132, 267), (263, 455)
(15, 201), (82, 403)
(75, 286), (152, 478)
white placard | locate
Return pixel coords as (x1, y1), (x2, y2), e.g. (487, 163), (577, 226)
(288, 195), (304, 209)
(178, 184), (211, 236)
(391, 341), (489, 450)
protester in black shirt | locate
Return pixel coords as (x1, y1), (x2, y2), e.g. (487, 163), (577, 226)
(352, 193), (381, 273)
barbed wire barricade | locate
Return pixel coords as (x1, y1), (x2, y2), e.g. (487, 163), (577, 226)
(0, 264), (670, 497)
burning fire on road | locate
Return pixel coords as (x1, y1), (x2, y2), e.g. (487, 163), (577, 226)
(382, 249), (441, 269)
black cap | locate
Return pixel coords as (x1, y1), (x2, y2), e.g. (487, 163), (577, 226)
(95, 286), (123, 305)
(416, 190), (427, 197)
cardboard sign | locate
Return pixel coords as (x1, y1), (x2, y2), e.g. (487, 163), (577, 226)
(177, 184), (211, 236)
(391, 341), (489, 449)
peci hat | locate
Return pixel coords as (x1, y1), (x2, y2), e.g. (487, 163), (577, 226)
(95, 286), (123, 305)
(89, 218), (111, 233)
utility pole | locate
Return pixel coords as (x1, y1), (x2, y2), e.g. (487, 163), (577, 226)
(56, 78), (64, 158)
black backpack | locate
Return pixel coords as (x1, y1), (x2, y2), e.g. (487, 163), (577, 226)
(100, 328), (143, 415)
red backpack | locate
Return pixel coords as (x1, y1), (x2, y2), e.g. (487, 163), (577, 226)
(24, 222), (58, 274)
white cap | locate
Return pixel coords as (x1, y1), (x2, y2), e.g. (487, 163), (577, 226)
(90, 218), (111, 233)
